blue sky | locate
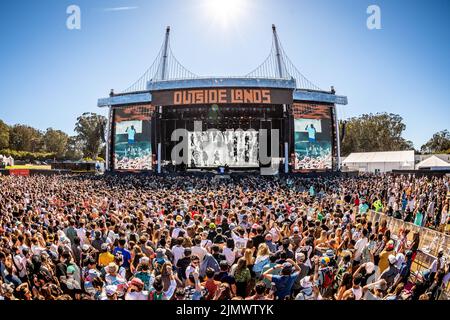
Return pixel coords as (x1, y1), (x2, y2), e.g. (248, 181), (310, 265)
(0, 0), (449, 148)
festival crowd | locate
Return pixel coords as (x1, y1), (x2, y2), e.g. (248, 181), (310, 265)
(0, 173), (449, 300)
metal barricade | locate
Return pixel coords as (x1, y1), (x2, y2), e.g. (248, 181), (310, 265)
(365, 210), (450, 298)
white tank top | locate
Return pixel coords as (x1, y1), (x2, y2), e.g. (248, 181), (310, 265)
(352, 287), (363, 300)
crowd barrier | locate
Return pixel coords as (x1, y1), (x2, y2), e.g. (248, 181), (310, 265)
(365, 210), (450, 298)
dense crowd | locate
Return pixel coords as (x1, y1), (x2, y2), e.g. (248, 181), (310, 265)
(0, 173), (449, 300)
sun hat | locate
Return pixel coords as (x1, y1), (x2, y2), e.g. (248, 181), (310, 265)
(67, 265), (76, 275)
(87, 269), (99, 279)
(325, 249), (335, 258)
(365, 262), (375, 274)
(176, 215), (183, 223)
(128, 278), (144, 289)
(105, 285), (118, 296)
(388, 254), (397, 265)
(299, 276), (313, 288)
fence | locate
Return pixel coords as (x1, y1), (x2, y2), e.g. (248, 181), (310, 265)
(365, 210), (450, 299)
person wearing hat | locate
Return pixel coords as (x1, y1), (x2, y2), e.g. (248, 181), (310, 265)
(59, 265), (82, 299)
(98, 243), (114, 267)
(207, 223), (217, 242)
(262, 258), (300, 300)
(294, 275), (321, 300)
(125, 277), (148, 300)
(105, 262), (126, 296)
(362, 279), (388, 300)
(133, 257), (153, 291)
(379, 254), (399, 289)
(103, 285), (118, 300)
(353, 261), (379, 288)
(291, 252), (310, 296)
(315, 255), (336, 298)
(378, 239), (395, 273)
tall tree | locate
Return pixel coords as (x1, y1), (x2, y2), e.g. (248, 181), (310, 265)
(65, 136), (84, 160)
(9, 124), (44, 152)
(0, 119), (9, 150)
(74, 112), (107, 159)
(43, 128), (69, 158)
(421, 130), (450, 154)
(340, 113), (414, 156)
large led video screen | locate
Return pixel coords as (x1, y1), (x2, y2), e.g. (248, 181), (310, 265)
(294, 104), (333, 170)
(188, 130), (259, 168)
(113, 106), (153, 170)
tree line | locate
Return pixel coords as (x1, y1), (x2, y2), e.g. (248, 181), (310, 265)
(0, 111), (448, 161)
(340, 112), (450, 156)
(0, 112), (106, 161)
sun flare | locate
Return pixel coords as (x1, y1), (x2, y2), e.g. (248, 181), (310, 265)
(203, 0), (247, 28)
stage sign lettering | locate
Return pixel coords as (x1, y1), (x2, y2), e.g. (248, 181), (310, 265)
(152, 88), (293, 106)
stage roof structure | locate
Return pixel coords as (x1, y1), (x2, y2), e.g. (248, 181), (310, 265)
(98, 25), (348, 107)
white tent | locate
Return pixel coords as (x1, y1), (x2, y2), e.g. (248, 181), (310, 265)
(342, 150), (415, 173)
(416, 155), (450, 170)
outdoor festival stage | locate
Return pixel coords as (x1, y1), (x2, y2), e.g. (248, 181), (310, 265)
(98, 26), (348, 174)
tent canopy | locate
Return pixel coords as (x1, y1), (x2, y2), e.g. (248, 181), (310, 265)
(343, 150), (415, 164)
(416, 155), (450, 169)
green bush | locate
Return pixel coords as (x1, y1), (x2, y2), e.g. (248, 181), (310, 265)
(0, 149), (56, 161)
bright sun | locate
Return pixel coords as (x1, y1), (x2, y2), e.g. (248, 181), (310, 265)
(203, 0), (247, 28)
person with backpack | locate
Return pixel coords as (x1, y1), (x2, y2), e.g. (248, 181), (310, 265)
(316, 256), (335, 298)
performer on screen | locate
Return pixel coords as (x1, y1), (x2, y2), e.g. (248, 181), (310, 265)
(213, 150), (221, 165)
(305, 123), (317, 156)
(125, 125), (137, 156)
(202, 149), (209, 167)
